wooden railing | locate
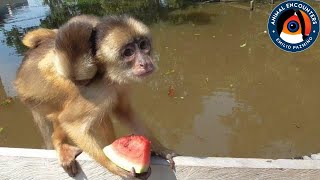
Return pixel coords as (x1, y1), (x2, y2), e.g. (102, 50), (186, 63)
(1, 147), (320, 179)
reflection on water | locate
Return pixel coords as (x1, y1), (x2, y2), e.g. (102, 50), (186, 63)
(0, 0), (49, 96)
(0, 0), (46, 148)
(0, 0), (320, 159)
(177, 91), (240, 156)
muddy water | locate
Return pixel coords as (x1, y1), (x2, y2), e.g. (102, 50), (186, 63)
(1, 0), (320, 159)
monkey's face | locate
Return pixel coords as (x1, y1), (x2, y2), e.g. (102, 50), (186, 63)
(99, 36), (156, 84)
(120, 37), (155, 78)
(96, 16), (156, 84)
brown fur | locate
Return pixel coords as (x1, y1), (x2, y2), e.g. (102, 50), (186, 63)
(15, 15), (170, 179)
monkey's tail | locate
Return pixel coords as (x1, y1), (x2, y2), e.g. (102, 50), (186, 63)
(22, 28), (57, 48)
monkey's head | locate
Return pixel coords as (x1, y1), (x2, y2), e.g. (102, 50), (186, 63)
(96, 16), (156, 84)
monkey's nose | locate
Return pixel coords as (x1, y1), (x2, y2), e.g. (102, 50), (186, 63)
(139, 63), (145, 67)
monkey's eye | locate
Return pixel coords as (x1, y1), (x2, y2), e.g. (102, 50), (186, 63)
(123, 48), (135, 57)
(139, 39), (150, 51)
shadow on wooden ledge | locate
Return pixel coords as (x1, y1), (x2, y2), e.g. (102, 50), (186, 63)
(74, 159), (177, 180)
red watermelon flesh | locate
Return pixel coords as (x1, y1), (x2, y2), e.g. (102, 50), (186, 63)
(103, 135), (151, 173)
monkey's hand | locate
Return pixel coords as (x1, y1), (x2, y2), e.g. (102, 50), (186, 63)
(58, 144), (83, 177)
(151, 148), (177, 170)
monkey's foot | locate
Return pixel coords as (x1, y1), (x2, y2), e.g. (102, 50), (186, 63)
(130, 167), (152, 180)
(151, 150), (177, 170)
(58, 144), (83, 177)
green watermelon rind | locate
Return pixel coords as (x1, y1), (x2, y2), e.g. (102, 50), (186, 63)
(103, 145), (149, 173)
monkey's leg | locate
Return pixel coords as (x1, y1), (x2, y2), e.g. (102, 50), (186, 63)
(31, 110), (53, 149)
(52, 122), (82, 177)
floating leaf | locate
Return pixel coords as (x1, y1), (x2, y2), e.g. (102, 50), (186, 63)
(165, 69), (175, 75)
(0, 97), (13, 106)
(240, 43), (247, 48)
(168, 85), (175, 97)
(194, 33), (200, 36)
(0, 127), (3, 133)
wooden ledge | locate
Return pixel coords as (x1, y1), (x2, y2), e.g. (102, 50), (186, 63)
(1, 147), (320, 179)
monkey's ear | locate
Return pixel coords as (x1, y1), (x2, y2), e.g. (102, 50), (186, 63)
(22, 28), (57, 48)
(54, 20), (98, 82)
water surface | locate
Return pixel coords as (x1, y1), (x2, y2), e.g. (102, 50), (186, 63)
(0, 0), (320, 159)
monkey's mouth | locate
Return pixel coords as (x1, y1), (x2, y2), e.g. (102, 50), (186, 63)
(134, 68), (154, 77)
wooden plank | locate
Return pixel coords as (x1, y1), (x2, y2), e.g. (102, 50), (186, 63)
(1, 147), (320, 180)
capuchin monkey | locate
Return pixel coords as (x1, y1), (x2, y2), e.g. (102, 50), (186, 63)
(15, 15), (176, 179)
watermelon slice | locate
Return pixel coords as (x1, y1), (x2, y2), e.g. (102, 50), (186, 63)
(103, 135), (151, 173)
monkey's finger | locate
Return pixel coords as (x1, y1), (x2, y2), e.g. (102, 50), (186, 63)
(166, 154), (176, 170)
(165, 152), (179, 158)
(131, 167), (137, 177)
(169, 158), (175, 170)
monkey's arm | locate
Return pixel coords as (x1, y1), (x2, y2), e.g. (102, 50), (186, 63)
(57, 111), (133, 178)
(113, 91), (160, 148)
(114, 91), (177, 167)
